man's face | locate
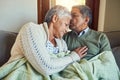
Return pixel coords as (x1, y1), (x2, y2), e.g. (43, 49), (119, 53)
(70, 7), (86, 32)
(53, 16), (70, 38)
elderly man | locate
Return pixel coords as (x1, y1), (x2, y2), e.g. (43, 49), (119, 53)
(63, 5), (111, 60)
(61, 5), (119, 80)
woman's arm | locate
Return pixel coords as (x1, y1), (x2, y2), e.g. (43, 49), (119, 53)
(19, 22), (80, 76)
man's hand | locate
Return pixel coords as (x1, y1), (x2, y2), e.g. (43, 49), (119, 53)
(74, 46), (88, 58)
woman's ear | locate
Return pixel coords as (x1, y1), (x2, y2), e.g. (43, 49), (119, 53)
(52, 14), (58, 23)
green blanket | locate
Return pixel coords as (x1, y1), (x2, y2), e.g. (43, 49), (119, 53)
(0, 51), (120, 80)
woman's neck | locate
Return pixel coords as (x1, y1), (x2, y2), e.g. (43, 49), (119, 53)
(48, 23), (56, 46)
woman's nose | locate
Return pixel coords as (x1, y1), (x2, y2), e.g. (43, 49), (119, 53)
(65, 26), (69, 33)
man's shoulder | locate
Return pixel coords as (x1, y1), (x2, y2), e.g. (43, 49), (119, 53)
(90, 29), (105, 35)
(86, 29), (107, 39)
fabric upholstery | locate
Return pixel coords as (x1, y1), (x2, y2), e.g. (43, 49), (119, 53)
(0, 30), (17, 66)
(105, 31), (120, 48)
(112, 47), (120, 68)
(105, 31), (120, 69)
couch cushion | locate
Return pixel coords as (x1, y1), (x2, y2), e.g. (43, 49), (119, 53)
(0, 30), (17, 66)
(105, 31), (120, 48)
(112, 47), (120, 69)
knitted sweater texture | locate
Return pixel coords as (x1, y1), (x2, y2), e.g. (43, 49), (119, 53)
(8, 22), (80, 76)
(63, 29), (111, 60)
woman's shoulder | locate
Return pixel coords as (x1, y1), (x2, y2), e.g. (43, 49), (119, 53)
(19, 22), (46, 34)
(21, 22), (43, 30)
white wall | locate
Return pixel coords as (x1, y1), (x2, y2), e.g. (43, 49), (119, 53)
(104, 0), (120, 32)
(98, 0), (106, 31)
(98, 0), (120, 32)
(0, 0), (37, 32)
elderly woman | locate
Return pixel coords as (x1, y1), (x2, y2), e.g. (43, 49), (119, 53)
(0, 5), (87, 79)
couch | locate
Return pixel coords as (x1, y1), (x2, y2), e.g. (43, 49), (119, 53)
(0, 30), (120, 69)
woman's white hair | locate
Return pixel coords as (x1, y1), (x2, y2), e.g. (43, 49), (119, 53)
(44, 5), (71, 23)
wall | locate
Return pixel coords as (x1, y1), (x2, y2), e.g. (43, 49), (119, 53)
(98, 0), (106, 31)
(104, 0), (120, 32)
(98, 0), (120, 32)
(0, 0), (37, 32)
(1, 0), (119, 32)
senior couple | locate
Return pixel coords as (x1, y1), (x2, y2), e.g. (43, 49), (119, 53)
(0, 5), (119, 80)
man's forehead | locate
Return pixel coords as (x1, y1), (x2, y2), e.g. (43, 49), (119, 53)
(71, 8), (80, 14)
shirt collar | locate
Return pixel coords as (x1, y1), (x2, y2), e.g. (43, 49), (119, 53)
(73, 27), (89, 37)
(78, 27), (89, 37)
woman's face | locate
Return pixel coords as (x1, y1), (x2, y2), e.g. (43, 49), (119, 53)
(53, 16), (70, 38)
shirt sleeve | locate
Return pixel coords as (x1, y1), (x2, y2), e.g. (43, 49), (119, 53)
(99, 33), (112, 52)
(19, 22), (80, 76)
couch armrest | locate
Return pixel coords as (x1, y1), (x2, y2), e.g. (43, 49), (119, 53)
(0, 30), (17, 66)
(105, 31), (120, 48)
(112, 47), (120, 69)
(105, 31), (120, 69)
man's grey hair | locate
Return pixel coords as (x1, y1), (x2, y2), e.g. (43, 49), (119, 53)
(44, 5), (71, 23)
(72, 5), (92, 26)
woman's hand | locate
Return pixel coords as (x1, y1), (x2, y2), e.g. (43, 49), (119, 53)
(74, 46), (88, 58)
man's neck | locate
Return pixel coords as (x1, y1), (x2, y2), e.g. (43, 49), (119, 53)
(73, 27), (89, 37)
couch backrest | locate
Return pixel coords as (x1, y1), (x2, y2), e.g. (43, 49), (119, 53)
(105, 31), (120, 69)
(105, 31), (120, 48)
(0, 30), (17, 66)
(0, 30), (120, 69)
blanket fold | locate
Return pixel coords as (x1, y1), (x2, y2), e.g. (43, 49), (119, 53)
(53, 51), (120, 80)
(0, 51), (120, 80)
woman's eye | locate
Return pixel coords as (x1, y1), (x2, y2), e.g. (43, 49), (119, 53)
(65, 23), (69, 26)
(65, 23), (69, 28)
